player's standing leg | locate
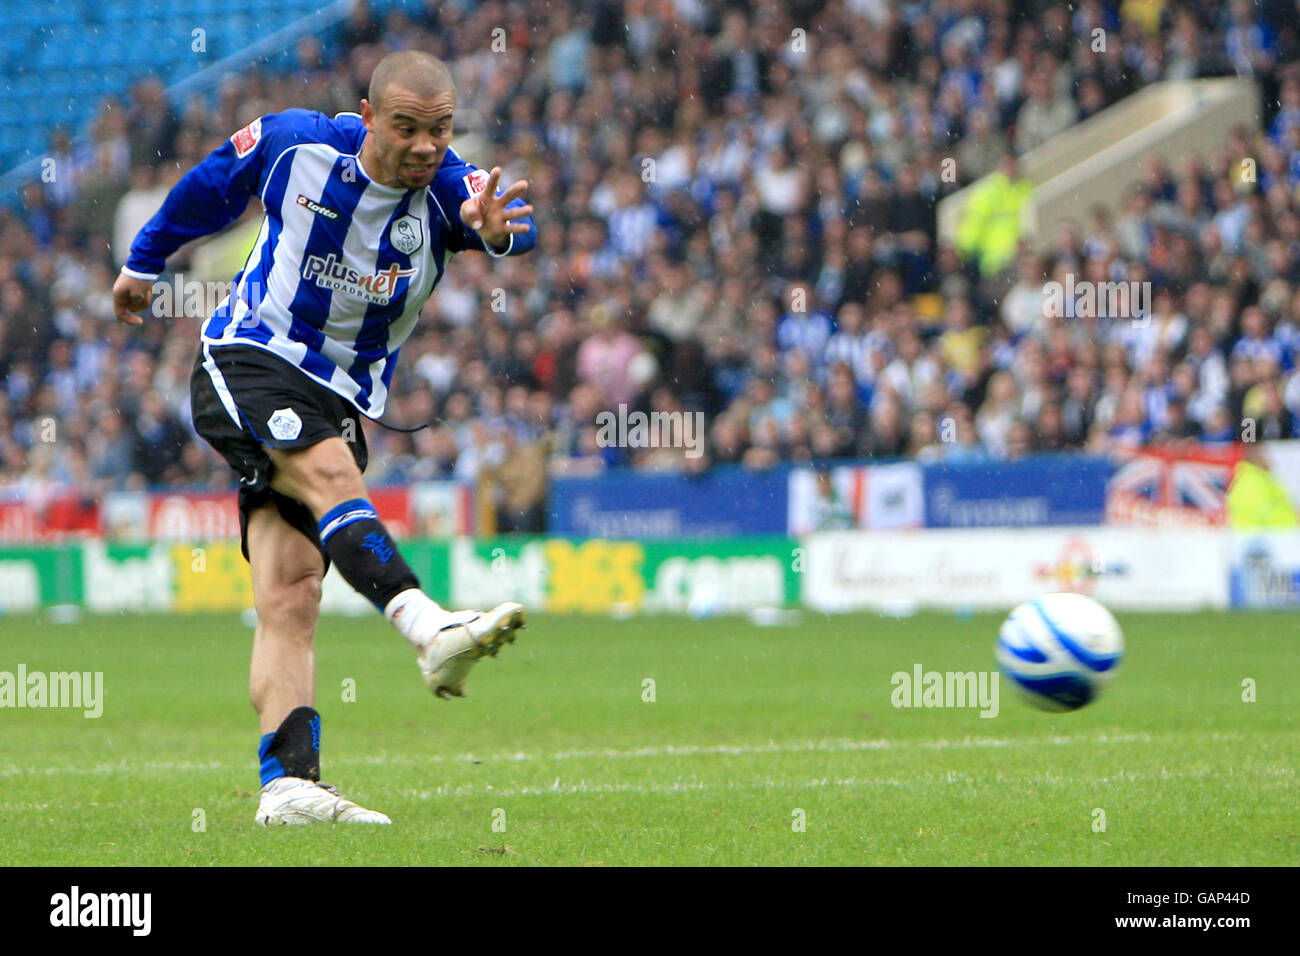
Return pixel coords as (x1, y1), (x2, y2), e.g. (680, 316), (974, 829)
(247, 502), (321, 736)
(246, 503), (391, 825)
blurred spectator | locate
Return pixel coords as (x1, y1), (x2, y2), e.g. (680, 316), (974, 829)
(575, 306), (646, 407)
(5, 0), (1300, 517)
(113, 166), (169, 268)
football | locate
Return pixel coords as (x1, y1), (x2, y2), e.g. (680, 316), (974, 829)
(996, 592), (1125, 711)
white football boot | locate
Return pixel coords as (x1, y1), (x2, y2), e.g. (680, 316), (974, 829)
(255, 776), (392, 826)
(416, 602), (527, 699)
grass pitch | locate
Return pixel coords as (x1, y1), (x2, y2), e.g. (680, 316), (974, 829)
(0, 607), (1295, 866)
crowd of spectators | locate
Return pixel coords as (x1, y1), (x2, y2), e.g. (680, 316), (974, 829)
(5, 0), (1300, 529)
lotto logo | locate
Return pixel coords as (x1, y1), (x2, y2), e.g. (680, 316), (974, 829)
(296, 194), (339, 219)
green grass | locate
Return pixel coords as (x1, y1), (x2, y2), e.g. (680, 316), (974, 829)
(0, 608), (1296, 865)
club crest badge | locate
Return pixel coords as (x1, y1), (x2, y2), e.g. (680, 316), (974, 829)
(389, 215), (423, 256)
(268, 407), (303, 442)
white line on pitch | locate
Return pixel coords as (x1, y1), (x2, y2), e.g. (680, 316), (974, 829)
(2, 765), (1291, 812)
(0, 730), (1255, 778)
(393, 764), (1272, 801)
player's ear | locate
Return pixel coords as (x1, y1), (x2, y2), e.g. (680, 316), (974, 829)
(360, 98), (375, 128)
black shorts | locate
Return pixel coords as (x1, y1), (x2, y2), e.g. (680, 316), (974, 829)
(189, 343), (368, 563)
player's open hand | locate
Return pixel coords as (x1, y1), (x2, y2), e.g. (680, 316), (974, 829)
(112, 273), (154, 326)
(459, 166), (532, 252)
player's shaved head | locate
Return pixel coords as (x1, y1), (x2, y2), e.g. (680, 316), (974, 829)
(360, 51), (458, 189)
(368, 50), (455, 111)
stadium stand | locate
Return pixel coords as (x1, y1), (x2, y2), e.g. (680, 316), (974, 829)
(4, 0), (1300, 535)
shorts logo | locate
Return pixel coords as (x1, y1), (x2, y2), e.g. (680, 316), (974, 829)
(231, 117), (263, 158)
(267, 408), (303, 442)
(389, 215), (423, 256)
(463, 168), (491, 195)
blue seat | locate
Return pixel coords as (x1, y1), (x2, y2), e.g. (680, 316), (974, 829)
(0, 0), (386, 193)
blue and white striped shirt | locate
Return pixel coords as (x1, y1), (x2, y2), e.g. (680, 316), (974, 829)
(124, 109), (536, 417)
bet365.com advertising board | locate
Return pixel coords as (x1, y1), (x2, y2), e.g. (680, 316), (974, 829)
(0, 537), (802, 617)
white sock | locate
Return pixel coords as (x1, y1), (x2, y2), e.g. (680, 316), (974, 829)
(384, 588), (445, 648)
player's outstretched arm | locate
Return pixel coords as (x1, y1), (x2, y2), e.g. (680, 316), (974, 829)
(118, 112), (305, 324)
(458, 165), (535, 254)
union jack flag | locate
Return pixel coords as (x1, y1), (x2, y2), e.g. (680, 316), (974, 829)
(1106, 444), (1243, 526)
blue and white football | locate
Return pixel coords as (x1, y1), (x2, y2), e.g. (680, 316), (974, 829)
(996, 592), (1124, 711)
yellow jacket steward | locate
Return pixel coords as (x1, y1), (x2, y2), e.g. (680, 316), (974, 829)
(1226, 460), (1299, 529)
(955, 172), (1034, 276)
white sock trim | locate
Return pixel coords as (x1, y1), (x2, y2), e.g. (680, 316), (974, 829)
(383, 588), (425, 624)
(384, 589), (448, 648)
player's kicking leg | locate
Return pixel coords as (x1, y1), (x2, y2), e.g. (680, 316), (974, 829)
(245, 502), (390, 826)
(267, 437), (526, 698)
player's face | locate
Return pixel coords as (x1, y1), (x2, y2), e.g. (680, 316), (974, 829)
(362, 86), (455, 190)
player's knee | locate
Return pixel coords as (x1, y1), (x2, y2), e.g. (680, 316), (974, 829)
(256, 572), (322, 639)
(302, 460), (366, 511)
(270, 442), (365, 512)
(318, 462), (365, 498)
